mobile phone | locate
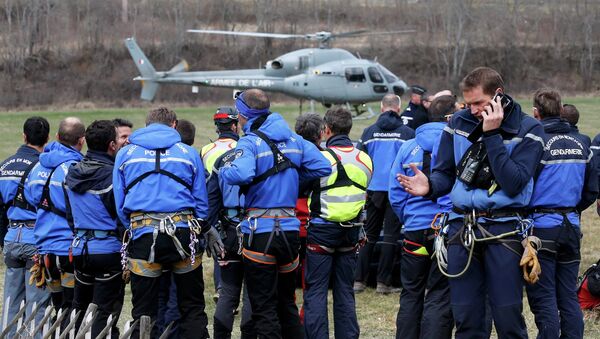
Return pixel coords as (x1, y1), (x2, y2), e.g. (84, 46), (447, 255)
(490, 92), (512, 112)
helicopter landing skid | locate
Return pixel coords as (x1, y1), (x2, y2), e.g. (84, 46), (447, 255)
(350, 104), (376, 120)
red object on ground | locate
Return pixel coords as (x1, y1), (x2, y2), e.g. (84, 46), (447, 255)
(579, 279), (600, 310)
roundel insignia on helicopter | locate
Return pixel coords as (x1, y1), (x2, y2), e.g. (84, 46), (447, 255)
(124, 28), (413, 119)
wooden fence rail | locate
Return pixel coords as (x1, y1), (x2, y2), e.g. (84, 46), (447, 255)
(0, 300), (169, 339)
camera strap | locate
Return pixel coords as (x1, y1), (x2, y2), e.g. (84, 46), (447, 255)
(468, 122), (483, 143)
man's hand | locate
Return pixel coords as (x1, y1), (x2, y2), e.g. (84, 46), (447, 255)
(397, 164), (430, 196)
(204, 227), (225, 259)
(482, 94), (504, 132)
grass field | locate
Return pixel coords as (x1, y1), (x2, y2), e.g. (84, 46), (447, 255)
(1, 98), (600, 338)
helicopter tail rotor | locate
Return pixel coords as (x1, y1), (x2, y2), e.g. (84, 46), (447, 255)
(125, 37), (160, 101)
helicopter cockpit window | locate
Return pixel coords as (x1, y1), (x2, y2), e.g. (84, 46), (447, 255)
(345, 67), (366, 82)
(378, 65), (398, 83)
(368, 67), (384, 83)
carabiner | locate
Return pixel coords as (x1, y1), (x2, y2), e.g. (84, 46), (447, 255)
(189, 231), (199, 265)
(431, 212), (449, 235)
(463, 219), (474, 248)
(71, 236), (81, 248)
(165, 215), (177, 236)
(247, 216), (257, 247)
(236, 223), (243, 255)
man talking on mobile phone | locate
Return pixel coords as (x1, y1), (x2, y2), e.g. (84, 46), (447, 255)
(397, 67), (545, 339)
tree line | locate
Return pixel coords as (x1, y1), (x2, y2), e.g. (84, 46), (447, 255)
(0, 0), (598, 108)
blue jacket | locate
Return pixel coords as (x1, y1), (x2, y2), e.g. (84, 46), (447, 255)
(529, 117), (598, 228)
(28, 142), (83, 255)
(220, 113), (331, 234)
(358, 111), (415, 191)
(428, 99), (545, 220)
(591, 133), (600, 198)
(113, 123), (208, 240)
(206, 148), (243, 228)
(0, 145), (41, 245)
(400, 102), (429, 130)
(65, 151), (121, 254)
(570, 124), (591, 149)
(389, 122), (452, 231)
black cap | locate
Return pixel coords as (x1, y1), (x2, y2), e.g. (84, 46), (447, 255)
(411, 85), (427, 96)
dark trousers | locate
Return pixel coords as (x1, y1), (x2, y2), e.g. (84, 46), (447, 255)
(447, 220), (527, 339)
(355, 191), (401, 286)
(156, 272), (180, 338)
(303, 224), (360, 339)
(129, 230), (209, 339)
(72, 253), (125, 339)
(526, 225), (583, 339)
(214, 262), (255, 339)
(214, 224), (255, 339)
(396, 229), (453, 339)
(243, 230), (303, 339)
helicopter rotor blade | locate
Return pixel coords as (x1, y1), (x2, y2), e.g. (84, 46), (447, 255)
(187, 29), (304, 39)
(333, 29), (416, 38)
(330, 30), (369, 38)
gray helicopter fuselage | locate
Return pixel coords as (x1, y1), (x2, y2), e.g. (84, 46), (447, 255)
(129, 39), (408, 105)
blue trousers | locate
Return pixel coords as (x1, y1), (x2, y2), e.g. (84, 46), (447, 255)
(447, 220), (527, 339)
(303, 223), (360, 339)
(526, 225), (583, 339)
(2, 242), (51, 339)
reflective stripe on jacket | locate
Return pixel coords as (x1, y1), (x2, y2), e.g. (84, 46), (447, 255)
(309, 145), (372, 223)
(201, 135), (238, 177)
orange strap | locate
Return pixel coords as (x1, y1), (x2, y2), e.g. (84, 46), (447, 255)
(242, 248), (277, 265)
(279, 256), (300, 273)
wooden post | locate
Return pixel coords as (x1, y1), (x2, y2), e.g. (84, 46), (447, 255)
(0, 300), (28, 338)
(56, 310), (81, 339)
(74, 304), (97, 339)
(42, 308), (68, 339)
(158, 321), (175, 339)
(118, 319), (138, 339)
(15, 301), (40, 337)
(94, 314), (116, 339)
(1, 296), (9, 334)
(32, 306), (53, 337)
(139, 316), (151, 339)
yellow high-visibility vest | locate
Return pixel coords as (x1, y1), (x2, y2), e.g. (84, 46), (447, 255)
(308, 146), (373, 223)
(200, 138), (237, 173)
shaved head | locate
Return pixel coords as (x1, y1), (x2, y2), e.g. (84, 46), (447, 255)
(381, 94), (402, 113)
(58, 117), (85, 146)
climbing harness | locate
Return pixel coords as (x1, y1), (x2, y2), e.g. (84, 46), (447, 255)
(434, 209), (533, 278)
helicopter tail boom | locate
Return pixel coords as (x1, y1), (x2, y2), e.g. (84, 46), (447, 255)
(125, 37), (159, 101)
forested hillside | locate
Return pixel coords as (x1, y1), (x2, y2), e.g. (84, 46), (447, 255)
(1, 0), (599, 108)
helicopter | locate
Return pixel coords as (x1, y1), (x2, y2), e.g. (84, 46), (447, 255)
(125, 29), (413, 118)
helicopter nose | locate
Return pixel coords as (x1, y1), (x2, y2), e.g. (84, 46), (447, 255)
(393, 80), (408, 96)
